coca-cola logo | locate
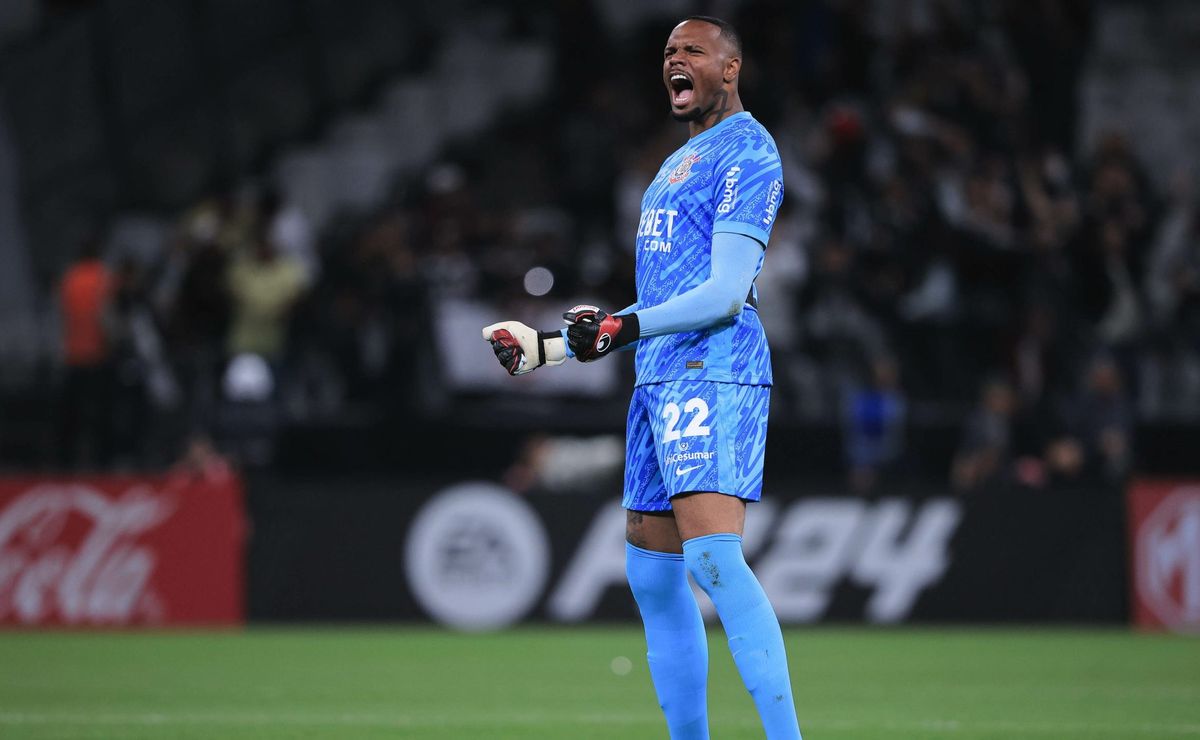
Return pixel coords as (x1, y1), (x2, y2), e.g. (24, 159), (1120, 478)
(1136, 487), (1200, 633)
(0, 483), (175, 625)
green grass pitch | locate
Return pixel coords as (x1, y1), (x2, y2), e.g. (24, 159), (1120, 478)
(0, 627), (1197, 738)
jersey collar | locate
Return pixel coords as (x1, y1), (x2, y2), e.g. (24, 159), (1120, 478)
(688, 111), (752, 144)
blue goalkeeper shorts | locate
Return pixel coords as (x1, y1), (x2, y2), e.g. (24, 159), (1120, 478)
(623, 380), (770, 512)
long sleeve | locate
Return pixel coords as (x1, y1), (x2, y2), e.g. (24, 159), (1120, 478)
(629, 231), (763, 337)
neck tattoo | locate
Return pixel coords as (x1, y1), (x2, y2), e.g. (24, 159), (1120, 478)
(699, 90), (734, 131)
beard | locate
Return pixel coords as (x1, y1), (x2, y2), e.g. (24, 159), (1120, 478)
(671, 108), (703, 122)
(670, 104), (705, 122)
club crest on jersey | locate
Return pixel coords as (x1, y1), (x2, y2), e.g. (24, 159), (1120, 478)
(668, 152), (702, 184)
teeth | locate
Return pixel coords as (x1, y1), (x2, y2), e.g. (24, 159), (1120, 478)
(671, 74), (687, 81)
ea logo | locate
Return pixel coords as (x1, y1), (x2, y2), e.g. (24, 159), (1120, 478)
(596, 333), (612, 353)
(1136, 488), (1200, 632)
(405, 482), (550, 631)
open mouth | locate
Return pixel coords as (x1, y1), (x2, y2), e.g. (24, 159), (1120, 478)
(669, 73), (694, 107)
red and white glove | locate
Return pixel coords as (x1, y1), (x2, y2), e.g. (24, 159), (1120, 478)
(563, 304), (640, 362)
(482, 321), (568, 376)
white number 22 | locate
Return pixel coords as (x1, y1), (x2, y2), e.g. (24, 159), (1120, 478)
(662, 397), (712, 442)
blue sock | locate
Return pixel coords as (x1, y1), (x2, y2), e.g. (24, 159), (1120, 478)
(626, 542), (709, 739)
(683, 533), (802, 740)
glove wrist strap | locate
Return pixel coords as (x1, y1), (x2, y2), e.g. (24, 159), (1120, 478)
(538, 331), (569, 364)
(613, 312), (640, 349)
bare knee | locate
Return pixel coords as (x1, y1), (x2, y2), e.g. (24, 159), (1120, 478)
(670, 492), (746, 542)
(626, 509), (683, 553)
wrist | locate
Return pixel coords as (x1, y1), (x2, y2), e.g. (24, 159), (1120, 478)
(538, 330), (569, 365)
(613, 312), (640, 349)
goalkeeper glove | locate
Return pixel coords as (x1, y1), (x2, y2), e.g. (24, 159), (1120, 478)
(482, 321), (568, 376)
(563, 304), (640, 362)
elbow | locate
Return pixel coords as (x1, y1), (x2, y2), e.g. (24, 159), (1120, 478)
(689, 301), (741, 332)
(721, 280), (755, 321)
(708, 291), (745, 325)
(696, 281), (751, 327)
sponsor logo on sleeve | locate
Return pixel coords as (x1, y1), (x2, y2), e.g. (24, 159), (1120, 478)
(717, 166), (742, 214)
(763, 179), (783, 225)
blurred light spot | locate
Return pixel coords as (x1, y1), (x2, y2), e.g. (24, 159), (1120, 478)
(610, 656), (633, 676)
(524, 266), (554, 296)
(223, 353), (274, 402)
(426, 163), (465, 194)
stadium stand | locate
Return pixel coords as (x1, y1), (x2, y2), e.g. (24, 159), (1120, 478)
(0, 0), (1198, 492)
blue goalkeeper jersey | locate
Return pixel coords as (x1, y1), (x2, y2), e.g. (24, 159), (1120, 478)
(633, 111), (783, 387)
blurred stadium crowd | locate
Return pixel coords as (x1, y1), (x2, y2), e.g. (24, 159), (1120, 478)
(6, 0), (1200, 491)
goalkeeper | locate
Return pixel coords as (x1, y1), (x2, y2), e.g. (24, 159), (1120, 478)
(484, 15), (801, 740)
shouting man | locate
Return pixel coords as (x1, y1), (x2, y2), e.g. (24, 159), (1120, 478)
(484, 16), (801, 739)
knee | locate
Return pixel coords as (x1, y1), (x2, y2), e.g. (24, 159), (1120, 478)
(626, 542), (687, 602)
(682, 534), (747, 595)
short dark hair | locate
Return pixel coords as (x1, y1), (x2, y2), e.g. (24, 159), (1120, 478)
(683, 15), (742, 57)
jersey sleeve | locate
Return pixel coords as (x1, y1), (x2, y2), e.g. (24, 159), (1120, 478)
(710, 132), (784, 248)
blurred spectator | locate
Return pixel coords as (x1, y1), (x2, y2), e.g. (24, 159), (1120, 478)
(57, 236), (113, 468)
(226, 234), (306, 364)
(1039, 436), (1086, 486)
(1074, 218), (1144, 347)
(170, 433), (234, 484)
(178, 186), (256, 254)
(1003, 0), (1091, 152)
(1145, 173), (1200, 332)
(261, 187), (318, 287)
(1009, 302), (1077, 415)
(19, 1), (1200, 482)
(161, 229), (231, 441)
(842, 356), (907, 493)
(797, 234), (886, 408)
(951, 378), (1016, 491)
(960, 158), (1016, 250)
(1140, 174), (1200, 419)
(1084, 134), (1153, 244)
(108, 257), (178, 465)
(1056, 355), (1133, 482)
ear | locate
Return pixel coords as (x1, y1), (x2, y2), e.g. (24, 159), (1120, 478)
(723, 56), (741, 84)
